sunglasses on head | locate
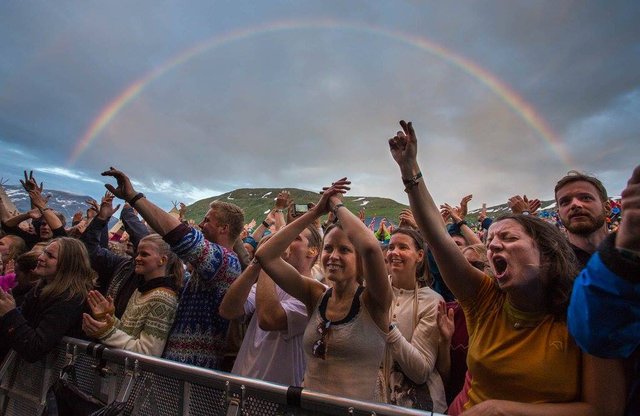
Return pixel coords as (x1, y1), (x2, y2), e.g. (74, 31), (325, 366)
(312, 320), (331, 360)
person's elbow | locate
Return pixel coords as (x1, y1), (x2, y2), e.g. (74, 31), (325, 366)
(218, 302), (244, 321)
(258, 311), (287, 331)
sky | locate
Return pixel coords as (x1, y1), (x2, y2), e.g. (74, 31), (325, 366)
(1, 1), (639, 213)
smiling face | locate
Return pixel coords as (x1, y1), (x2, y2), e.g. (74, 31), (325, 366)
(34, 241), (60, 281)
(134, 241), (166, 277)
(387, 233), (424, 279)
(284, 228), (314, 271)
(321, 227), (358, 284)
(198, 208), (227, 243)
(486, 219), (542, 292)
(556, 180), (608, 236)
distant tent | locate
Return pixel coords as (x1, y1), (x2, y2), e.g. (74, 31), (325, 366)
(0, 181), (19, 216)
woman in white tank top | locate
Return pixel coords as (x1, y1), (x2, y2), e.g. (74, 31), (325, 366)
(255, 178), (392, 401)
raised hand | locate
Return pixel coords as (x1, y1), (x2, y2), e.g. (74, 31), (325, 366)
(358, 208), (366, 222)
(19, 170), (43, 193)
(87, 289), (115, 320)
(317, 178), (351, 214)
(508, 195), (540, 215)
(398, 208), (418, 229)
(524, 195), (541, 214)
(27, 207), (42, 220)
(459, 194), (473, 218)
(440, 203), (463, 223)
(72, 211), (83, 224)
(507, 195), (528, 214)
(440, 208), (451, 223)
(28, 188), (49, 211)
(616, 165), (640, 253)
(275, 190), (291, 210)
(388, 120), (418, 170)
(86, 198), (100, 213)
(101, 167), (138, 201)
(97, 191), (120, 220)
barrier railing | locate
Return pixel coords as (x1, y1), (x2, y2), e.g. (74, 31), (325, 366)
(0, 337), (445, 415)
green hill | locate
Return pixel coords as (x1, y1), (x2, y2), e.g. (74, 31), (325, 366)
(183, 187), (560, 227)
(183, 188), (410, 225)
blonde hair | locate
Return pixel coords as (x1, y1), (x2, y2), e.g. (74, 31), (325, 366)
(139, 234), (184, 290)
(38, 237), (96, 302)
(2, 235), (27, 261)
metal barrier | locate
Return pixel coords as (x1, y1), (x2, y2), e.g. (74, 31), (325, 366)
(0, 337), (446, 415)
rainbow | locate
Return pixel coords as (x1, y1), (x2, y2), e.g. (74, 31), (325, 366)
(68, 19), (572, 166)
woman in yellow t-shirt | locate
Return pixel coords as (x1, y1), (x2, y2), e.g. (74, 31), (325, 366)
(387, 120), (625, 416)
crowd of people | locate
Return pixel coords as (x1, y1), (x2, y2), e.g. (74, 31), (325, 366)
(0, 122), (638, 415)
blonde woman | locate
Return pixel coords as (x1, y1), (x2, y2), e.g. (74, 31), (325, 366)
(0, 237), (95, 362)
(82, 234), (181, 357)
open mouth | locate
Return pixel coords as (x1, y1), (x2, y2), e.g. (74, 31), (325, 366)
(492, 256), (508, 278)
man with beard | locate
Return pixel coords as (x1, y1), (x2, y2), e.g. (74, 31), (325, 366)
(554, 171), (611, 267)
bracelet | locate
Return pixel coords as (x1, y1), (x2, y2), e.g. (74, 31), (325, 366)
(262, 220), (271, 228)
(274, 209), (284, 213)
(456, 220), (468, 228)
(128, 192), (145, 207)
(402, 171), (423, 186)
(522, 211), (530, 216)
(332, 203), (345, 217)
(40, 207), (52, 212)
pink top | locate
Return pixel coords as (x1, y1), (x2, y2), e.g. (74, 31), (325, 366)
(0, 273), (16, 291)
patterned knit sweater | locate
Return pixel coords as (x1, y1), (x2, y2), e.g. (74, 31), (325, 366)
(99, 286), (178, 357)
(162, 225), (241, 369)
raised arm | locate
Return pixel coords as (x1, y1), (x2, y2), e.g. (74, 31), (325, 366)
(440, 202), (482, 246)
(388, 121), (484, 301)
(80, 192), (127, 292)
(120, 203), (149, 249)
(102, 167), (181, 236)
(219, 262), (262, 320)
(328, 189), (391, 319)
(255, 273), (288, 331)
(255, 180), (350, 312)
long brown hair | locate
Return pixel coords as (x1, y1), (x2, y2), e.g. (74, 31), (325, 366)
(38, 237), (96, 301)
(139, 234), (184, 290)
(494, 214), (579, 320)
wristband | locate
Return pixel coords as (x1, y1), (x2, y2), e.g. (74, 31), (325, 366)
(128, 192), (145, 207)
(41, 207), (52, 212)
(262, 220), (271, 228)
(274, 209), (284, 213)
(332, 203), (345, 217)
(402, 171), (423, 186)
(455, 220), (468, 228)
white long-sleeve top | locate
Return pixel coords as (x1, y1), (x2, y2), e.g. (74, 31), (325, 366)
(378, 285), (447, 413)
